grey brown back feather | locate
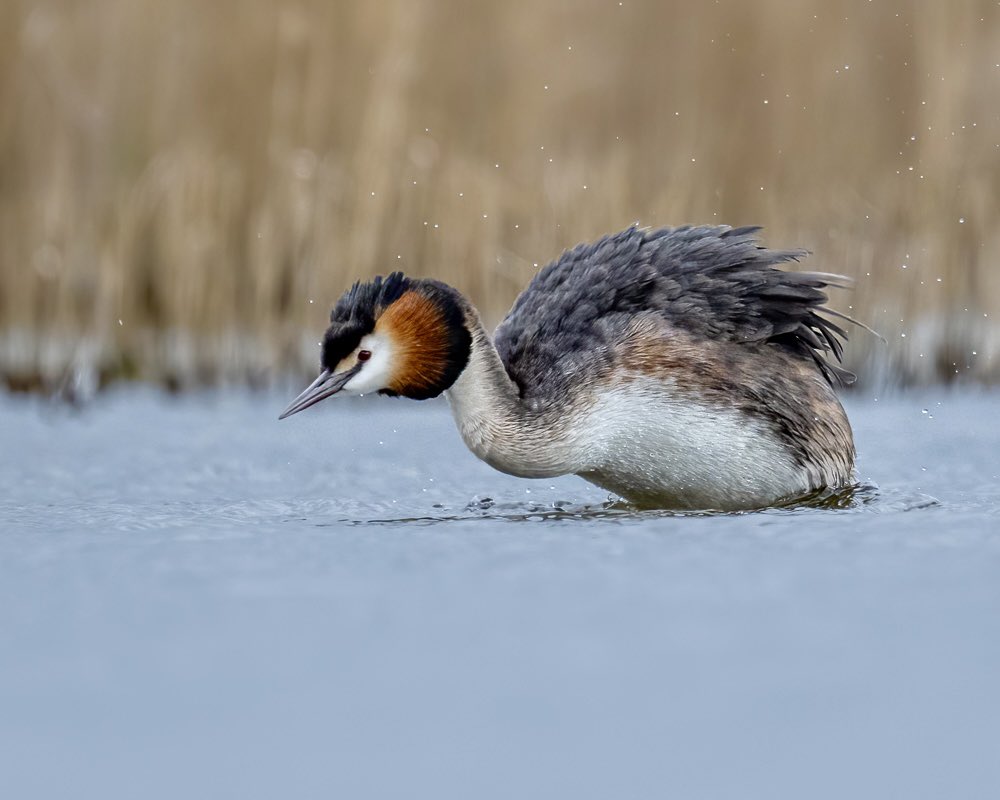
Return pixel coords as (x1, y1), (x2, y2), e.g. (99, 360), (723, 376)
(494, 225), (856, 399)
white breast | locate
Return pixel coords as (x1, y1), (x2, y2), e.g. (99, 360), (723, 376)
(573, 379), (812, 510)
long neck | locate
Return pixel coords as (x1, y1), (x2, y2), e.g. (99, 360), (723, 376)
(444, 314), (575, 479)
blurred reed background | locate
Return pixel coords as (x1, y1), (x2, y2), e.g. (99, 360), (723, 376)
(1, 0), (998, 395)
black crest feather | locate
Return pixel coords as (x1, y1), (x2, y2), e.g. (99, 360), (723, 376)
(321, 272), (410, 370)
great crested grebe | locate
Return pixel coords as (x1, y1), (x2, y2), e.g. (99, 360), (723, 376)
(280, 224), (858, 510)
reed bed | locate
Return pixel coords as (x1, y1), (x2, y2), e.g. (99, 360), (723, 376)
(1, 0), (998, 394)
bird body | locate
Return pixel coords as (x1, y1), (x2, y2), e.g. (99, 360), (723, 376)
(281, 225), (857, 511)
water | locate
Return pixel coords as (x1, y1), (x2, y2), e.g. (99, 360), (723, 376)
(2, 388), (998, 799)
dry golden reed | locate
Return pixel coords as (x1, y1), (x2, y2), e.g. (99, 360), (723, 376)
(1, 0), (998, 393)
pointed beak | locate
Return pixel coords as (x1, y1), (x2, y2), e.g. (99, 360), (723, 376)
(279, 365), (361, 420)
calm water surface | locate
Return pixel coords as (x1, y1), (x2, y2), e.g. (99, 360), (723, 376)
(1, 388), (999, 799)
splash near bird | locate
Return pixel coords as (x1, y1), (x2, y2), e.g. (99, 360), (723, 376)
(281, 225), (858, 510)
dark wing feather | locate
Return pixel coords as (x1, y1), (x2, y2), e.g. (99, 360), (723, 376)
(494, 225), (857, 396)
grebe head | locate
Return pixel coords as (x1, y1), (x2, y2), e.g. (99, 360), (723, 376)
(279, 272), (471, 419)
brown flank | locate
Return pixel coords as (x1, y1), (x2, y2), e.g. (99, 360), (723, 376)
(619, 318), (854, 481)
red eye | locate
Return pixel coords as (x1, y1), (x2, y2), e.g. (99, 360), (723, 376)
(357, 350), (372, 362)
